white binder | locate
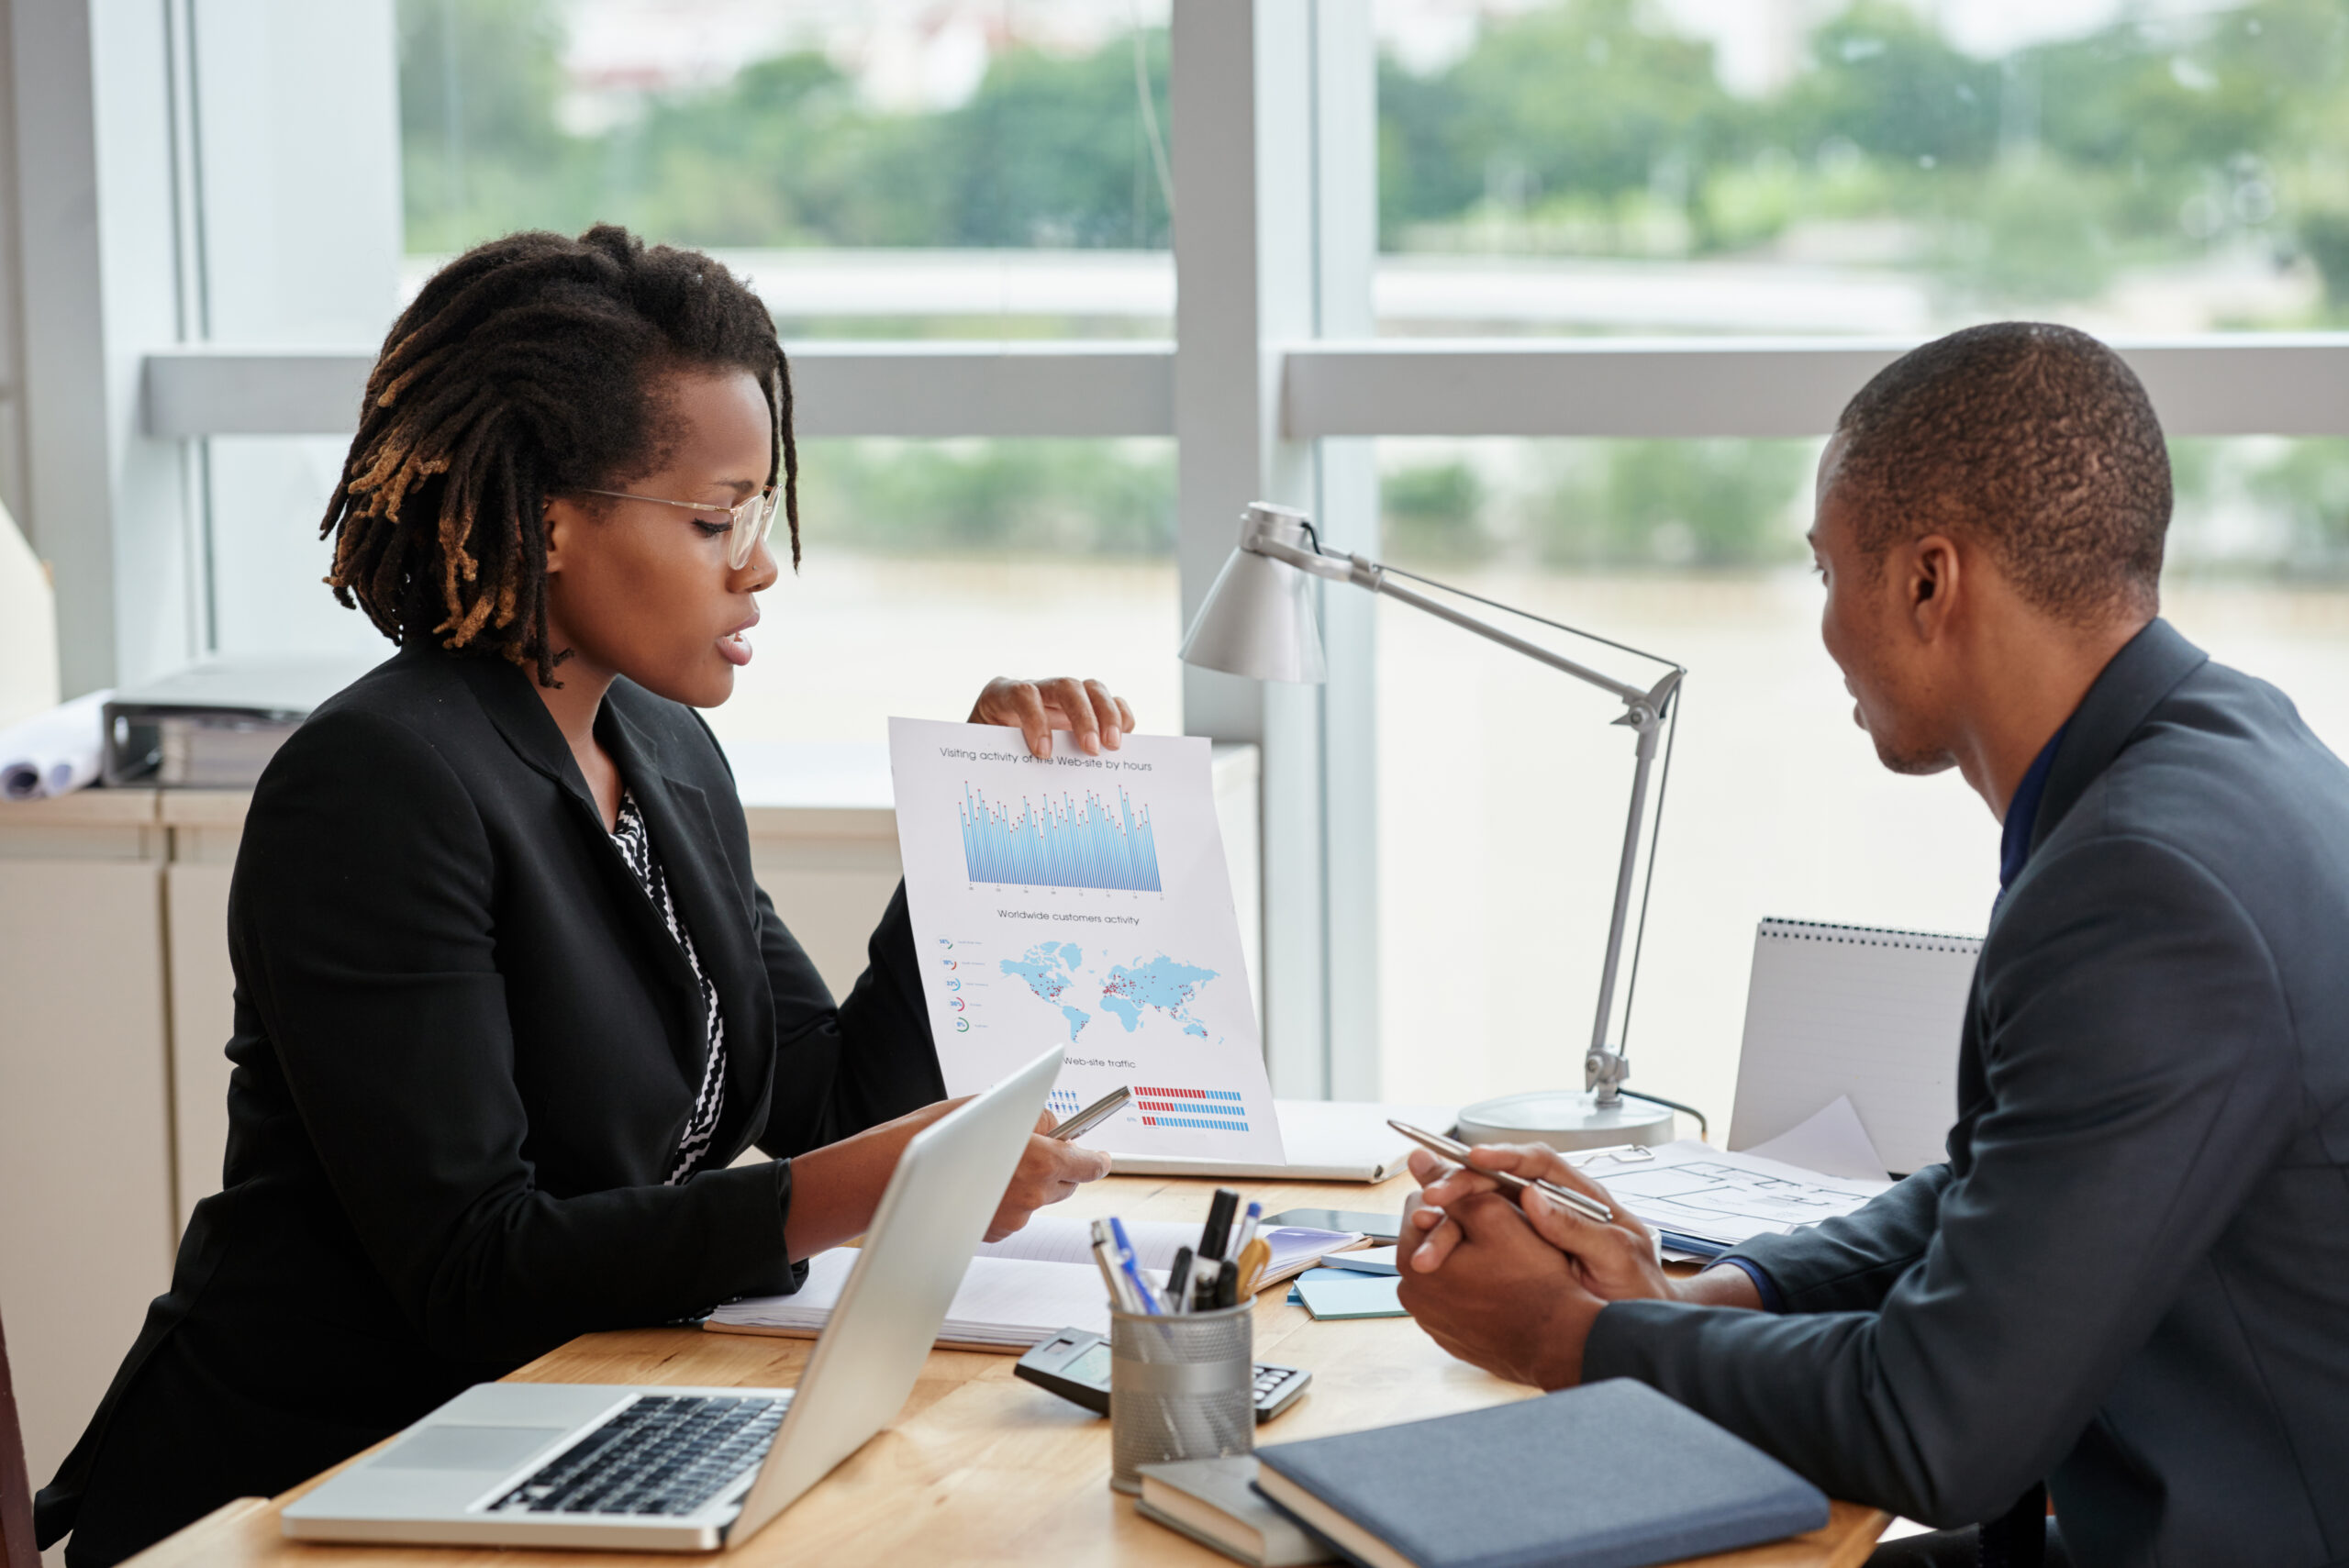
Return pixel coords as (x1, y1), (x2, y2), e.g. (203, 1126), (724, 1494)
(1728, 918), (1982, 1177)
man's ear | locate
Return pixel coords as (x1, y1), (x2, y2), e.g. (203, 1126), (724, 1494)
(1908, 533), (1962, 637)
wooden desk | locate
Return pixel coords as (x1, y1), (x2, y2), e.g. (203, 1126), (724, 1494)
(123, 1174), (1887, 1568)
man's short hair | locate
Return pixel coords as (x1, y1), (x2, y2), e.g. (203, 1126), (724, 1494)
(1830, 322), (2170, 623)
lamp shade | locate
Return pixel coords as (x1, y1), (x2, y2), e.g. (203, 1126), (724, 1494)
(1179, 539), (1329, 684)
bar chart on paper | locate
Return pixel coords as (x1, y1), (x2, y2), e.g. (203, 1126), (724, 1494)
(959, 783), (1162, 893)
(890, 717), (1283, 1163)
(1133, 1086), (1252, 1132)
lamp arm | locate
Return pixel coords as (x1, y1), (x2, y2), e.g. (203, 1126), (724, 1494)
(1248, 528), (1682, 1106)
(1584, 703), (1664, 1104)
(1249, 535), (1664, 709)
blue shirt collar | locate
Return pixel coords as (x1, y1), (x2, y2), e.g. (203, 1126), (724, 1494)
(1998, 722), (2070, 894)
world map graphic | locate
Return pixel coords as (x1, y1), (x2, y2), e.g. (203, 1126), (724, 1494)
(997, 940), (1219, 1043)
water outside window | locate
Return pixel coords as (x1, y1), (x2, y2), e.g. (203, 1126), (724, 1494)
(705, 439), (1182, 750)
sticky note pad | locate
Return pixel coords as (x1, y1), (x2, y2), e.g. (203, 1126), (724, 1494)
(1288, 1266), (1356, 1303)
(1323, 1245), (1398, 1275)
(1294, 1271), (1408, 1320)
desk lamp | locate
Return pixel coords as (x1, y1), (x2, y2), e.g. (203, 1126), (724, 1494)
(1180, 502), (1701, 1151)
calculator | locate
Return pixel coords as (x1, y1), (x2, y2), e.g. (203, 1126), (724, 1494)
(1013, 1327), (1312, 1422)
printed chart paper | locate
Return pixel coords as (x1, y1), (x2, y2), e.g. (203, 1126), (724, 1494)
(888, 717), (1283, 1163)
(1570, 1140), (1890, 1251)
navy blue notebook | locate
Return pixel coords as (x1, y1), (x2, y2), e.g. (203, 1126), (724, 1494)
(1252, 1379), (1829, 1568)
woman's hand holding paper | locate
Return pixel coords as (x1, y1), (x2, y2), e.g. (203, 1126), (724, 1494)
(968, 676), (1135, 760)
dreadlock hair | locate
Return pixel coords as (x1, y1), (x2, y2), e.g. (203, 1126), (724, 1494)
(321, 224), (798, 686)
(1829, 321), (2171, 626)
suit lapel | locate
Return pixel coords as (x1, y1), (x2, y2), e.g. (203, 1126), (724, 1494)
(441, 649), (765, 1127)
(446, 649), (707, 1068)
(599, 695), (768, 1119)
(450, 647), (598, 808)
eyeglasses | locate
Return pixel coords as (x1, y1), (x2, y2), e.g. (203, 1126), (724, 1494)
(574, 486), (779, 571)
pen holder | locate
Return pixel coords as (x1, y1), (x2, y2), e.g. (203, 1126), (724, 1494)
(1108, 1301), (1253, 1494)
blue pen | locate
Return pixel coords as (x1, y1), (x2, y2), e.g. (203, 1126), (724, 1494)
(1108, 1217), (1163, 1315)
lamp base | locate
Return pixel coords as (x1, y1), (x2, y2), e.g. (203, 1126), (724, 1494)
(1454, 1090), (1677, 1153)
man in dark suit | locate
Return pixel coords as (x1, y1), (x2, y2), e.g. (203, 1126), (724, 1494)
(1395, 323), (2349, 1568)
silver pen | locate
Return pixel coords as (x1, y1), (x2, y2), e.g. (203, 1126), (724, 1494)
(1387, 1119), (1617, 1225)
(1051, 1085), (1132, 1141)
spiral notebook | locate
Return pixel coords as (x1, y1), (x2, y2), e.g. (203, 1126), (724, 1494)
(1728, 917), (1982, 1178)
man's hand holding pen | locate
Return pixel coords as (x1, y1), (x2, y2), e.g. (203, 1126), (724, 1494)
(1393, 1140), (1761, 1390)
(1408, 1142), (1675, 1300)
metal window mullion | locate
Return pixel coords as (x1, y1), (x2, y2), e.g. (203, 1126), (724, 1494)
(141, 335), (2349, 443)
(1174, 0), (1330, 1097)
(1281, 337), (2349, 440)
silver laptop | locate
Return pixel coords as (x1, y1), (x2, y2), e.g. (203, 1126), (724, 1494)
(284, 1045), (1064, 1552)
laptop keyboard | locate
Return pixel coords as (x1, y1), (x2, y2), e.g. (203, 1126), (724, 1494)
(485, 1394), (789, 1518)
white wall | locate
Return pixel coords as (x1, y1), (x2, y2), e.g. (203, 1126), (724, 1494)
(0, 499), (55, 726)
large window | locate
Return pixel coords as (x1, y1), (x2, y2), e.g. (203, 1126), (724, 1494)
(706, 438), (1180, 750)
(1373, 0), (2349, 337)
(1371, 433), (2349, 1119)
(184, 6), (1186, 711)
(373, 3), (1187, 748)
(35, 0), (2349, 1111)
(1347, 0), (2349, 1126)
(397, 0), (1174, 338)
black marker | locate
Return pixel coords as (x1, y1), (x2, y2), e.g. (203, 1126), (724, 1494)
(1166, 1246), (1195, 1314)
(1198, 1187), (1241, 1262)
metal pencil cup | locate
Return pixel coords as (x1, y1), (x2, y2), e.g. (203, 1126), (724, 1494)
(1108, 1302), (1253, 1494)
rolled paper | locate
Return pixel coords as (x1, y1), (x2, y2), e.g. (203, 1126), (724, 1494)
(0, 688), (109, 801)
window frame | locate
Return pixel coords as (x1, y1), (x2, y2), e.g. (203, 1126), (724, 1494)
(27, 0), (2349, 1096)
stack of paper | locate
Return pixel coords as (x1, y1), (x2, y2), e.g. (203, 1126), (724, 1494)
(1741, 1094), (1893, 1183)
(1570, 1138), (1890, 1258)
(712, 1251), (1132, 1350)
(707, 1215), (1365, 1351)
(979, 1214), (1362, 1288)
(1286, 1269), (1407, 1320)
(98, 655), (380, 789)
(1319, 1245), (1397, 1276)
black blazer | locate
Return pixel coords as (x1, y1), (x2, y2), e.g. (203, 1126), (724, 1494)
(1586, 621), (2349, 1568)
(38, 642), (944, 1564)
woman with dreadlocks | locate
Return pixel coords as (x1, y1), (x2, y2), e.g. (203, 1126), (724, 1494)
(38, 227), (1125, 1566)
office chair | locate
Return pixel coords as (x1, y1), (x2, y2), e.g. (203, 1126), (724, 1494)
(0, 1305), (37, 1568)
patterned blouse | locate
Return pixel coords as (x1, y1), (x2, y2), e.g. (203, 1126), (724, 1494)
(607, 790), (727, 1184)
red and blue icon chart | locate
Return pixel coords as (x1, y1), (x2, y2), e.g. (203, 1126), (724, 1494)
(1134, 1087), (1252, 1132)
